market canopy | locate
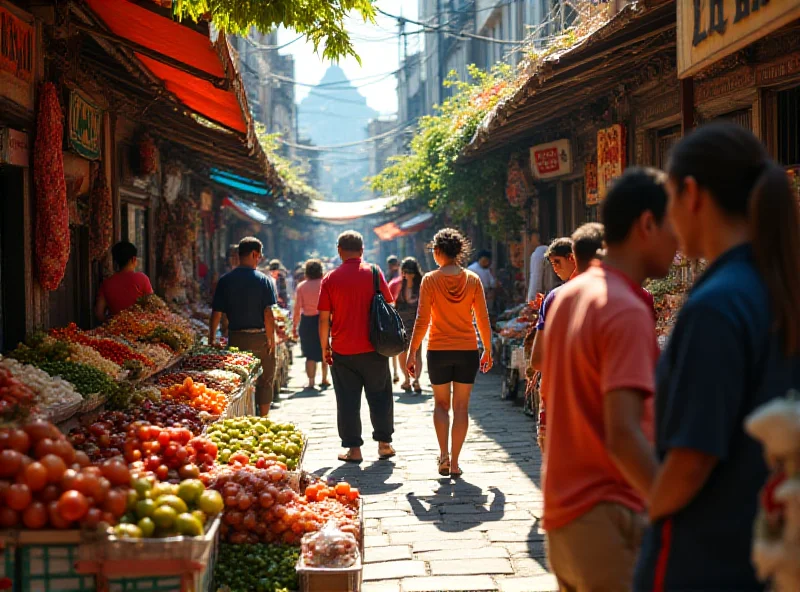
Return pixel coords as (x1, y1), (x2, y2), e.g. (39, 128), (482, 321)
(84, 0), (247, 133)
(305, 196), (399, 222)
(374, 212), (434, 241)
(222, 196), (270, 225)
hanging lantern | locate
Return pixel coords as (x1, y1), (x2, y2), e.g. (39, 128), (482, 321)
(139, 133), (157, 175)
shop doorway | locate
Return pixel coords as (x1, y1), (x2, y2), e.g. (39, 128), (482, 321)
(48, 226), (91, 330)
(0, 166), (27, 351)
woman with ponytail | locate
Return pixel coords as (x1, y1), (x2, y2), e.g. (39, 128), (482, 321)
(634, 123), (800, 591)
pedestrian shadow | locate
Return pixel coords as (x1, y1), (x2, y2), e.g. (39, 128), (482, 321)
(394, 392), (432, 405)
(310, 461), (403, 496)
(406, 482), (506, 532)
(287, 386), (325, 399)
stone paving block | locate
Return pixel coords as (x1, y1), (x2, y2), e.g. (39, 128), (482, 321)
(401, 575), (499, 591)
(381, 516), (442, 528)
(429, 558), (514, 576)
(368, 509), (410, 519)
(414, 546), (509, 561)
(511, 557), (551, 576)
(362, 580), (402, 592)
(365, 534), (391, 547)
(488, 530), (546, 542)
(497, 575), (559, 592)
(390, 528), (487, 545)
(364, 545), (413, 563)
(411, 537), (491, 553)
(362, 560), (427, 581)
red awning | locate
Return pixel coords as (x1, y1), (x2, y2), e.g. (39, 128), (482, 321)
(374, 212), (433, 242)
(374, 222), (404, 241)
(84, 0), (247, 133)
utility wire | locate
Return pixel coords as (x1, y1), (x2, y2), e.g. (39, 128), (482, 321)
(279, 121), (414, 150)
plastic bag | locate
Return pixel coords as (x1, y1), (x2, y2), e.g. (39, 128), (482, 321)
(301, 520), (359, 568)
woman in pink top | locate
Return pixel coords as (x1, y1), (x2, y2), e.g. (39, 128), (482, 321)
(293, 259), (329, 390)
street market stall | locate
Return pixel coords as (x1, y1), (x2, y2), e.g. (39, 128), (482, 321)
(493, 302), (539, 404)
(0, 294), (363, 591)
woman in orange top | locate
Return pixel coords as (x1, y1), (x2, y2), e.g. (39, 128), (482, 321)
(408, 228), (493, 477)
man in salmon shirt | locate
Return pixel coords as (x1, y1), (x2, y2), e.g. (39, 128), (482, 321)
(540, 168), (677, 591)
(95, 241), (153, 321)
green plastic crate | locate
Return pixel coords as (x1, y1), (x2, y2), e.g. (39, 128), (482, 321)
(18, 544), (95, 592)
(106, 575), (183, 591)
(1, 542), (14, 589)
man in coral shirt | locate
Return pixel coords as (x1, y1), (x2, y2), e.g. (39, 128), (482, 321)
(540, 168), (677, 591)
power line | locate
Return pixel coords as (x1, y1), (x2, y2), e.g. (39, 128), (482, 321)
(279, 121), (414, 150)
(376, 6), (525, 45)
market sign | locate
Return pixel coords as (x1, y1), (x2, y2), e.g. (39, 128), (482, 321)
(678, 0), (800, 78)
(0, 3), (33, 83)
(68, 91), (102, 160)
(585, 161), (599, 205)
(597, 124), (626, 201)
(0, 127), (28, 167)
(530, 139), (572, 180)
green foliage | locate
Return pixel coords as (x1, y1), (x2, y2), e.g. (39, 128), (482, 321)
(257, 128), (319, 213)
(371, 64), (519, 238)
(174, 0), (375, 61)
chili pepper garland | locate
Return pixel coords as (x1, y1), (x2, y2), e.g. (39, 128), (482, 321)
(34, 82), (70, 291)
(89, 168), (113, 261)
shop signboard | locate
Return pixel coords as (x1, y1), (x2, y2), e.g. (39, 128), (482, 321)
(597, 124), (626, 201)
(678, 0), (800, 78)
(585, 161), (599, 205)
(68, 91), (102, 160)
(0, 127), (29, 167)
(0, 2), (34, 111)
(530, 139), (572, 180)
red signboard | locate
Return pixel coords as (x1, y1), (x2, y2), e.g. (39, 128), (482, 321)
(597, 124), (626, 200)
(0, 4), (33, 83)
(530, 139), (572, 180)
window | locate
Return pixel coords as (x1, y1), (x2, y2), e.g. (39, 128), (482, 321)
(777, 86), (800, 167)
(655, 125), (682, 170)
(121, 202), (149, 275)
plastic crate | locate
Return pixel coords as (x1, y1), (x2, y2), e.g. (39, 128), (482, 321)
(1, 540), (14, 589)
(19, 544), (95, 592)
(105, 575), (182, 591)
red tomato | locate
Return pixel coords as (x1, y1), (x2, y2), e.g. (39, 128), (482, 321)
(74, 451), (91, 467)
(50, 438), (75, 465)
(100, 460), (130, 487)
(39, 484), (60, 503)
(40, 454), (67, 483)
(103, 489), (127, 518)
(155, 465), (169, 481)
(346, 488), (360, 501)
(23, 462), (47, 492)
(0, 506), (19, 528)
(334, 482), (351, 496)
(22, 501), (47, 529)
(23, 420), (59, 443)
(0, 450), (22, 478)
(157, 431), (171, 447)
(57, 490), (89, 522)
(7, 429), (31, 453)
(6, 483), (32, 511)
(47, 501), (72, 529)
(82, 507), (102, 528)
(34, 438), (57, 459)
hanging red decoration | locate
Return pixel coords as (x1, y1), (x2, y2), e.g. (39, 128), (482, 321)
(89, 169), (113, 261)
(33, 82), (70, 291)
(139, 133), (157, 175)
(505, 157), (531, 208)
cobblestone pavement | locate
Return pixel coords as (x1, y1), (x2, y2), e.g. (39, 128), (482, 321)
(272, 349), (557, 592)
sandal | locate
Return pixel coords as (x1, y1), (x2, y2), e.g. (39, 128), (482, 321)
(400, 381), (411, 392)
(393, 375), (400, 384)
(438, 454), (451, 477)
(413, 381), (422, 394)
(319, 381), (331, 389)
(450, 465), (463, 478)
(378, 444), (396, 460)
(337, 451), (363, 464)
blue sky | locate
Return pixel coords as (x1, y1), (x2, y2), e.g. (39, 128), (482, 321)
(276, 1), (421, 116)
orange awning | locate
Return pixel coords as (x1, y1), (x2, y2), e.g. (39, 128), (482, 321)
(84, 0), (247, 133)
(374, 212), (433, 241)
(374, 222), (404, 241)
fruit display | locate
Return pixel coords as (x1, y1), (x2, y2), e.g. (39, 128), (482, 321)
(132, 343), (174, 369)
(0, 420), (132, 529)
(213, 543), (299, 592)
(182, 350), (259, 378)
(301, 520), (359, 568)
(205, 417), (304, 470)
(161, 378), (227, 415)
(66, 341), (123, 379)
(105, 383), (161, 411)
(99, 297), (195, 356)
(209, 464), (360, 546)
(154, 369), (242, 394)
(33, 360), (118, 399)
(68, 404), (207, 465)
(0, 368), (37, 424)
(50, 324), (156, 369)
(0, 357), (82, 411)
(125, 426), (218, 482)
(113, 475), (222, 539)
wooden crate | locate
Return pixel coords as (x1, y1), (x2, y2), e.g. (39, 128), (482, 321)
(0, 530), (93, 592)
(296, 557), (362, 592)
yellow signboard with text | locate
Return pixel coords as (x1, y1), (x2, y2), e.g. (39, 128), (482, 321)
(678, 0), (800, 78)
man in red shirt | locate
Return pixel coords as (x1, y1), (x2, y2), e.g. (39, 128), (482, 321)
(541, 168), (677, 591)
(95, 241), (153, 321)
(319, 231), (396, 463)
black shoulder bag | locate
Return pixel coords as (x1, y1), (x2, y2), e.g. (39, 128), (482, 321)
(369, 265), (407, 357)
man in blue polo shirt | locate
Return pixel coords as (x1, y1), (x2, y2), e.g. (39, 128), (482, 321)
(209, 236), (277, 416)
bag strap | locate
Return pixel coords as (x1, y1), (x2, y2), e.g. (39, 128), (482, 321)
(372, 265), (380, 294)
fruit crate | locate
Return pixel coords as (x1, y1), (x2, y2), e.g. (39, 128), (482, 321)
(77, 516), (221, 592)
(0, 530), (92, 592)
(1, 537), (14, 590)
(296, 555), (362, 592)
(224, 383), (253, 419)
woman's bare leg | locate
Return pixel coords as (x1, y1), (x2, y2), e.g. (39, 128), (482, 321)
(398, 350), (411, 389)
(450, 382), (474, 473)
(431, 383), (451, 460)
(305, 360), (316, 388)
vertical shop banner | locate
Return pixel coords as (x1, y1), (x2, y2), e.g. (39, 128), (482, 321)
(677, 0), (800, 78)
(597, 125), (626, 201)
(530, 139), (572, 180)
(0, 2), (34, 111)
(68, 91), (102, 160)
(585, 161), (599, 205)
(506, 156), (532, 207)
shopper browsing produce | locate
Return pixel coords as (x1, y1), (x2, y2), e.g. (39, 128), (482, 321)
(95, 241), (153, 321)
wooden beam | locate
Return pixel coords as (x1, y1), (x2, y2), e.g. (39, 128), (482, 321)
(73, 22), (230, 90)
(680, 77), (694, 134)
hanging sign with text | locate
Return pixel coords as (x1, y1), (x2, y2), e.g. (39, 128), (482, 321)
(68, 91), (102, 160)
(678, 0), (800, 78)
(529, 139), (572, 180)
(597, 124), (626, 201)
(0, 3), (33, 83)
(0, 127), (29, 167)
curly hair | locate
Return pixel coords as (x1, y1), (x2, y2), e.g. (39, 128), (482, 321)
(304, 258), (324, 280)
(429, 228), (472, 265)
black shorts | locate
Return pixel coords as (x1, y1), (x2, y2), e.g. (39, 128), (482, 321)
(427, 350), (480, 385)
